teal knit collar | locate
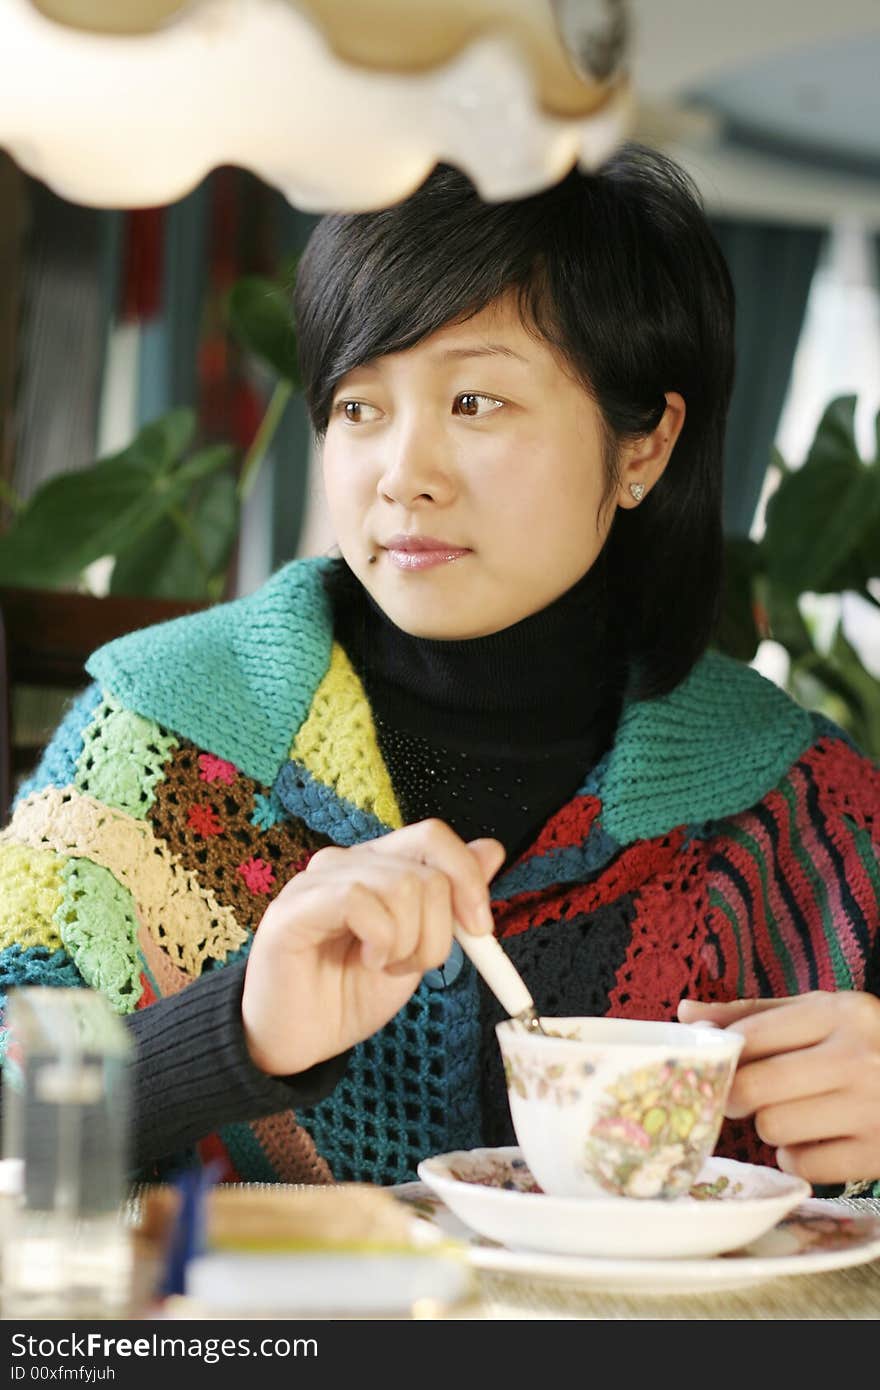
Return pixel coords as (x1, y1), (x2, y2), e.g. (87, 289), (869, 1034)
(86, 555), (815, 846)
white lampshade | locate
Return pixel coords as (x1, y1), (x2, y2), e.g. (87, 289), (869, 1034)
(0, 0), (633, 211)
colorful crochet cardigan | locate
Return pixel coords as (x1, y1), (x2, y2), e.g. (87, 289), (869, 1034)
(1, 555), (878, 1190)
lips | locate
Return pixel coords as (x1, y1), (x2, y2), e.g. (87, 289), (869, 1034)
(382, 534), (470, 553)
(380, 534), (472, 572)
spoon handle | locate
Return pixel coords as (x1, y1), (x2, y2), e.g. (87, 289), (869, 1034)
(452, 922), (537, 1021)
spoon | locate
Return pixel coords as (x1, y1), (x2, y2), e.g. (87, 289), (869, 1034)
(452, 921), (547, 1035)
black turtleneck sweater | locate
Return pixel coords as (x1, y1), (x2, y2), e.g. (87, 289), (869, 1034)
(324, 553), (628, 868)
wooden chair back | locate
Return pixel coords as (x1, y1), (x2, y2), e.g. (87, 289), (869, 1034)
(0, 587), (206, 823)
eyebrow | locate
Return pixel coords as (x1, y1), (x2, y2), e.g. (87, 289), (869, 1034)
(431, 343), (530, 365)
(345, 343), (530, 376)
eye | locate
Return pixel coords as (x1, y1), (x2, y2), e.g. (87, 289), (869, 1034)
(334, 400), (381, 424)
(454, 393), (504, 418)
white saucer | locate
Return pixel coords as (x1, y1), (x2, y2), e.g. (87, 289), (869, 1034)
(415, 1146), (810, 1259)
(401, 1147), (880, 1292)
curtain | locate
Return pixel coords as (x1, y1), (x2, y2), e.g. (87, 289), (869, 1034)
(710, 219), (826, 538)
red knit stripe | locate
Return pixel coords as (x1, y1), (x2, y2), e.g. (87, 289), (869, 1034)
(606, 841), (709, 1018)
(709, 834), (793, 996)
(516, 794), (602, 860)
(802, 743), (879, 961)
(805, 735), (880, 832)
(705, 886), (761, 997)
(730, 794), (818, 993)
(197, 1132), (242, 1183)
(496, 827), (687, 941)
(135, 972), (158, 1010)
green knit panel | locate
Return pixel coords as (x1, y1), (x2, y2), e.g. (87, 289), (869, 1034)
(55, 858), (142, 1015)
(601, 650), (814, 843)
(75, 693), (178, 819)
(86, 557), (335, 787)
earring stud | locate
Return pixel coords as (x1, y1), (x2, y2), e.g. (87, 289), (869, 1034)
(629, 482), (646, 502)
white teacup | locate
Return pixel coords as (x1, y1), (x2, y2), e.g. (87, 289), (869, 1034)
(495, 1016), (744, 1200)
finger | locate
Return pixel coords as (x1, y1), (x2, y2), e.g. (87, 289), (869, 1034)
(731, 994), (839, 1062)
(383, 868), (455, 978)
(725, 1044), (849, 1118)
(466, 837), (509, 882)
(366, 820), (503, 936)
(377, 866), (424, 966)
(301, 844), (348, 875)
(678, 996), (798, 1025)
(414, 868), (455, 973)
(288, 877), (397, 970)
(776, 1137), (879, 1186)
(716, 994), (835, 1063)
(753, 1092), (853, 1149)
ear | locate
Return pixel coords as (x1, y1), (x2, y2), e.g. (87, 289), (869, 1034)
(617, 392), (686, 508)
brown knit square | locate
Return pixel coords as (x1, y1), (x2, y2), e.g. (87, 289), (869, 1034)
(147, 741), (333, 935)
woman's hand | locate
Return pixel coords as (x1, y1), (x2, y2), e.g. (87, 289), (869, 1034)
(241, 820), (507, 1078)
(678, 992), (880, 1184)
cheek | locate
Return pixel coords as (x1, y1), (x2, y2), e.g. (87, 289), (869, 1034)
(322, 452), (370, 518)
(495, 457), (603, 534)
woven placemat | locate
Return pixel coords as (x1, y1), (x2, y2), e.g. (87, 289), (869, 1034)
(473, 1198), (880, 1320)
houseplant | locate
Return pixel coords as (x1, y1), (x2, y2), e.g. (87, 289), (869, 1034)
(0, 261), (302, 602)
(714, 395), (880, 758)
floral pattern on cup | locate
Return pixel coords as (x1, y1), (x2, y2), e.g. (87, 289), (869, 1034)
(502, 1051), (598, 1105)
(584, 1057), (733, 1198)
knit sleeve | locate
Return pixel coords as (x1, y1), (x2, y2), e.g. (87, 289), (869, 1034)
(124, 959), (348, 1168)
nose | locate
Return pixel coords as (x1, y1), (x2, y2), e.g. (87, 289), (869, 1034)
(376, 416), (456, 507)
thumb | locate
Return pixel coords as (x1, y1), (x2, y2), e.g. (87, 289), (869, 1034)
(466, 837), (508, 882)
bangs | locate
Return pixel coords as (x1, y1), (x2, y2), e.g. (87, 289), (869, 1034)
(293, 167), (572, 437)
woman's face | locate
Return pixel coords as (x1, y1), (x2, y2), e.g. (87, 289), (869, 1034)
(321, 292), (619, 639)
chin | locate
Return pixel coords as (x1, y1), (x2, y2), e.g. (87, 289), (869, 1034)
(388, 603), (503, 642)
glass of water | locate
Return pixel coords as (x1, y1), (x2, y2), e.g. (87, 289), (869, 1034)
(2, 987), (134, 1319)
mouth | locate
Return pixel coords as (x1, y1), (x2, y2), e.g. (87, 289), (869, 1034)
(379, 534), (473, 572)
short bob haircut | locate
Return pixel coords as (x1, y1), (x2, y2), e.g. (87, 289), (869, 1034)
(294, 144), (735, 701)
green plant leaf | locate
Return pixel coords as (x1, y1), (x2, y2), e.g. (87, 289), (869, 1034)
(110, 471), (239, 600)
(805, 395), (859, 470)
(765, 583), (814, 661)
(828, 625), (880, 757)
(123, 408), (197, 475)
(764, 395), (880, 594)
(228, 276), (301, 388)
(0, 458), (185, 588)
(789, 661), (869, 750)
(171, 443), (237, 489)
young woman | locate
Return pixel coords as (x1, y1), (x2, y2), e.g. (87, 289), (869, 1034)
(1, 147), (878, 1194)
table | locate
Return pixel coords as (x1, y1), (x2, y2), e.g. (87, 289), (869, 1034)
(474, 1201), (880, 1319)
(137, 1192), (880, 1321)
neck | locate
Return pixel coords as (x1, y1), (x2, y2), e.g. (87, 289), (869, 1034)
(325, 554), (628, 745)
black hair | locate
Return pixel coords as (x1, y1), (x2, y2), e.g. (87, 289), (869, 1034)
(293, 144), (735, 700)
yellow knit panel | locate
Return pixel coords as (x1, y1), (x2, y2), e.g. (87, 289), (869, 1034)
(3, 787), (248, 977)
(0, 842), (65, 951)
(290, 642), (403, 829)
